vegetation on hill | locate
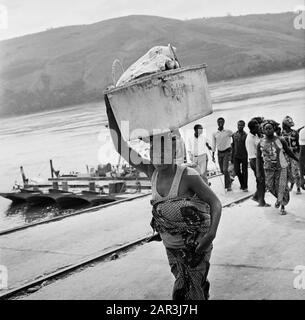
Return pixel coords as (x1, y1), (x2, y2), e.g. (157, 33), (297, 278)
(0, 12), (304, 116)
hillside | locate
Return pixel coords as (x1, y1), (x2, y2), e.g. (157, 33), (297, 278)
(0, 12), (304, 116)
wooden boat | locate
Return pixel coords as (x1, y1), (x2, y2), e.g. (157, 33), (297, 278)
(0, 189), (127, 208)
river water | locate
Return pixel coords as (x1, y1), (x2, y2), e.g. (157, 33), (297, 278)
(0, 69), (304, 230)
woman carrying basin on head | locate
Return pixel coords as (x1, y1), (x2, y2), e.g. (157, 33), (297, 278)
(104, 94), (222, 300)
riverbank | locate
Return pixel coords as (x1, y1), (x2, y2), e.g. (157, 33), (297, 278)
(1, 68), (304, 230)
(12, 190), (305, 300)
(0, 172), (255, 296)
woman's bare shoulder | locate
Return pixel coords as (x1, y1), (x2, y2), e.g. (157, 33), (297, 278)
(184, 166), (200, 176)
(182, 166), (200, 184)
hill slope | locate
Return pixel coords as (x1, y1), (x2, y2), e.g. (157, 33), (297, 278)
(0, 12), (304, 116)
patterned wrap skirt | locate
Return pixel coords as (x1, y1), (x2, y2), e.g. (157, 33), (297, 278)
(151, 196), (212, 300)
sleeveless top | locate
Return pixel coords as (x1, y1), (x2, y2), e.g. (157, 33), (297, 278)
(150, 165), (211, 249)
(259, 136), (288, 170)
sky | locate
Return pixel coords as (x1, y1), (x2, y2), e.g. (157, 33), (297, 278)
(0, 0), (303, 41)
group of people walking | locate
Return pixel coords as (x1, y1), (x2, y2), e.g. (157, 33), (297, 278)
(187, 115), (304, 215)
(187, 117), (248, 192)
(105, 91), (304, 301)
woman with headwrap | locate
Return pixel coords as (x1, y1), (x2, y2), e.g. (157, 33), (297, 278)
(256, 120), (299, 215)
(281, 116), (301, 194)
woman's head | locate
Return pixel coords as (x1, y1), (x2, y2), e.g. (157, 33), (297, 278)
(149, 132), (179, 171)
(262, 120), (278, 137)
(282, 116), (295, 128)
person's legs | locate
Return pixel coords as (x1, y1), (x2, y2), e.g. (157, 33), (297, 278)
(258, 170), (269, 206)
(199, 153), (208, 184)
(198, 154), (208, 184)
(193, 156), (209, 184)
(250, 158), (268, 205)
(166, 247), (212, 300)
(277, 168), (290, 208)
(233, 157), (243, 189)
(222, 150), (231, 189)
(218, 152), (224, 175)
(166, 248), (187, 300)
(241, 158), (248, 190)
(291, 158), (301, 193)
(265, 169), (276, 199)
(257, 169), (268, 206)
(249, 158), (258, 200)
(205, 155), (211, 186)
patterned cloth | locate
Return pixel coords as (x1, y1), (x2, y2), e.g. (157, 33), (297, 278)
(265, 167), (290, 206)
(166, 246), (211, 300)
(151, 196), (212, 301)
(151, 197), (211, 237)
(282, 128), (300, 154)
(286, 157), (301, 188)
(282, 128), (301, 188)
(150, 165), (212, 300)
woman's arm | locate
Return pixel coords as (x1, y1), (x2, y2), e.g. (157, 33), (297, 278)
(300, 145), (305, 190)
(104, 94), (154, 178)
(186, 170), (222, 253)
(256, 142), (264, 181)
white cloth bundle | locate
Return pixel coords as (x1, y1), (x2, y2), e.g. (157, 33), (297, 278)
(116, 45), (179, 87)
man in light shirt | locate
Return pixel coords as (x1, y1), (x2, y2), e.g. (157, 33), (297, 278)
(245, 119), (270, 207)
(212, 118), (233, 191)
(187, 124), (212, 184)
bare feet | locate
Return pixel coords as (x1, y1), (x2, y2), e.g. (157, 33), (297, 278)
(280, 206), (287, 215)
(252, 196), (259, 202)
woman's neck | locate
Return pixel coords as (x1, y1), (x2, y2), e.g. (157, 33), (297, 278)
(266, 134), (275, 140)
(158, 164), (176, 177)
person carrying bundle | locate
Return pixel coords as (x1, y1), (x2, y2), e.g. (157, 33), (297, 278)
(105, 95), (222, 300)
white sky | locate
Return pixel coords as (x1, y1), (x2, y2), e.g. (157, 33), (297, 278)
(0, 0), (303, 41)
